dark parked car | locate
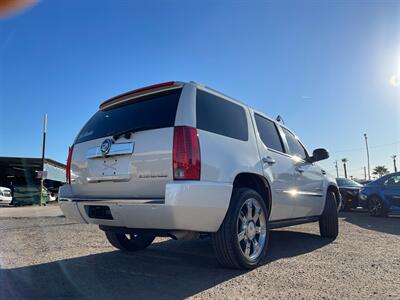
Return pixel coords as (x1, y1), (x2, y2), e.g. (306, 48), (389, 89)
(359, 172), (400, 217)
(336, 178), (363, 211)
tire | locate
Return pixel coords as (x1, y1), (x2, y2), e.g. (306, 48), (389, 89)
(368, 196), (387, 217)
(105, 231), (155, 251)
(212, 188), (269, 269)
(319, 191), (339, 239)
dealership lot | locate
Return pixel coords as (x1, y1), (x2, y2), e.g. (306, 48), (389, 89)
(0, 208), (399, 299)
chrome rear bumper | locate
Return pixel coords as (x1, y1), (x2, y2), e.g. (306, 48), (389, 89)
(59, 181), (232, 232)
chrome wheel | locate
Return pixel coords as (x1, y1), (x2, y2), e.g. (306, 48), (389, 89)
(237, 198), (267, 261)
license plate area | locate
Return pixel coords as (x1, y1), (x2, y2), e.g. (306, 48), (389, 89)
(87, 156), (132, 182)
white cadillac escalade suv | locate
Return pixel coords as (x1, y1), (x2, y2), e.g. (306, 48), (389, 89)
(59, 81), (340, 269)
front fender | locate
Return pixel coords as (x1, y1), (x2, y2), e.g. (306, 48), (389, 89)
(323, 173), (341, 212)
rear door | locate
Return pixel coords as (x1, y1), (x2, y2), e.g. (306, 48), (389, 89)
(280, 127), (325, 218)
(253, 113), (296, 221)
(69, 87), (184, 199)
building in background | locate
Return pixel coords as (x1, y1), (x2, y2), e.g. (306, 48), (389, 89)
(0, 157), (65, 205)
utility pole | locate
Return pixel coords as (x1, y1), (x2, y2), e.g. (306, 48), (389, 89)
(334, 161), (339, 177)
(342, 158), (348, 179)
(364, 166), (367, 181)
(39, 113), (47, 207)
(392, 155), (398, 173)
(364, 133), (371, 180)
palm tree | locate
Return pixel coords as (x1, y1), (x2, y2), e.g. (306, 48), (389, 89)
(341, 158), (348, 178)
(372, 166), (389, 178)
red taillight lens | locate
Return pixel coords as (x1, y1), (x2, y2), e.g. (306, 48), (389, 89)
(173, 126), (201, 180)
(66, 145), (74, 184)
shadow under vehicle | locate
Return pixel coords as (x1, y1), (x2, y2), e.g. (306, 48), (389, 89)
(0, 230), (332, 299)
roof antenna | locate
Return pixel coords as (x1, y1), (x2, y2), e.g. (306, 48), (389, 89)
(276, 115), (285, 125)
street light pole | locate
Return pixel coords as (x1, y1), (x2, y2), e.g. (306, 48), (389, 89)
(392, 155), (397, 173)
(39, 113), (47, 207)
(342, 158), (348, 179)
(364, 133), (371, 180)
(334, 160), (339, 178)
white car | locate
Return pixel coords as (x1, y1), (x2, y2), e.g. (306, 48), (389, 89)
(44, 187), (57, 202)
(59, 81), (340, 269)
(0, 187), (12, 205)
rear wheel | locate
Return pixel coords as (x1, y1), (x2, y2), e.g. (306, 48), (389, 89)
(105, 231), (155, 251)
(319, 191), (339, 238)
(212, 188), (269, 269)
(369, 196), (387, 217)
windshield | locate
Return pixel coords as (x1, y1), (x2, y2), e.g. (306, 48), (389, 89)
(336, 178), (363, 187)
(75, 89), (182, 144)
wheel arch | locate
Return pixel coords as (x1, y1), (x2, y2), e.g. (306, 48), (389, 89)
(327, 184), (341, 209)
(366, 193), (385, 205)
(232, 172), (272, 217)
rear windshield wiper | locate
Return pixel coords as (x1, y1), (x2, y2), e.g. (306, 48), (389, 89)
(111, 125), (162, 141)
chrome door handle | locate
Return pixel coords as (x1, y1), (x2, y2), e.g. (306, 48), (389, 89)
(262, 156), (276, 165)
(296, 166), (305, 173)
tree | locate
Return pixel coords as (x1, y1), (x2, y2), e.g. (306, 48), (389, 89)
(372, 166), (389, 178)
(341, 158), (348, 178)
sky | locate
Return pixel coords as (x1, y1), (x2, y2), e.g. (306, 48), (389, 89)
(0, 0), (399, 179)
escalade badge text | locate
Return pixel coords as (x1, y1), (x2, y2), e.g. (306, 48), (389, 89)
(100, 139), (113, 157)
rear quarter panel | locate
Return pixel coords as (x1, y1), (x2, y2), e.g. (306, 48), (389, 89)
(175, 83), (263, 183)
(198, 105), (263, 183)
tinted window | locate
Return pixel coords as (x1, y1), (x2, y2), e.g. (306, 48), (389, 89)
(282, 128), (307, 159)
(384, 175), (400, 186)
(75, 89), (182, 144)
(196, 90), (248, 141)
(254, 114), (284, 152)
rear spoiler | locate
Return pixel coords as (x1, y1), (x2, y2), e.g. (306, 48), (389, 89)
(99, 81), (183, 111)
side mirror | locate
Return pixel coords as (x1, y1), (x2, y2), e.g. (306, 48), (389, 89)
(311, 148), (329, 162)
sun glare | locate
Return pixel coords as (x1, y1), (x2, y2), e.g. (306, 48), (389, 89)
(390, 74), (399, 87)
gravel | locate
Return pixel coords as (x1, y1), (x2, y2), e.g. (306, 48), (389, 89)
(0, 210), (399, 299)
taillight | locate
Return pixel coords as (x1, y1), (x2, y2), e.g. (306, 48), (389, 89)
(66, 145), (74, 184)
(173, 126), (201, 180)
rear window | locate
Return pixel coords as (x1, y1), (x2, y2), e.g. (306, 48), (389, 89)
(254, 114), (285, 153)
(196, 89), (248, 141)
(75, 89), (182, 144)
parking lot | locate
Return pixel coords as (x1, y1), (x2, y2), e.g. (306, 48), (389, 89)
(0, 206), (399, 299)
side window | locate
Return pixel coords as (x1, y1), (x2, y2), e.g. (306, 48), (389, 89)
(196, 89), (248, 141)
(282, 128), (307, 160)
(254, 114), (284, 153)
(384, 175), (400, 186)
